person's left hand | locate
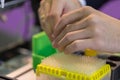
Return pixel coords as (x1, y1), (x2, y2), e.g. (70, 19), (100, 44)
(53, 6), (120, 54)
(39, 0), (81, 41)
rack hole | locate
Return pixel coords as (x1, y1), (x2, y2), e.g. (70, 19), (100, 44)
(106, 61), (116, 67)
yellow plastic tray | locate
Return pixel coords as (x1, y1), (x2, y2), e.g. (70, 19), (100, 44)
(36, 64), (110, 80)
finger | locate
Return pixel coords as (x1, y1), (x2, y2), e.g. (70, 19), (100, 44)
(39, 0), (52, 22)
(45, 14), (60, 38)
(39, 0), (53, 40)
(46, 0), (64, 35)
(58, 47), (64, 52)
(50, 0), (64, 18)
(42, 24), (53, 41)
(39, 0), (51, 28)
(58, 28), (93, 49)
(39, 0), (52, 17)
(63, 0), (81, 14)
(53, 6), (96, 37)
(53, 15), (92, 47)
(39, 13), (53, 40)
(41, 0), (64, 40)
(64, 39), (93, 54)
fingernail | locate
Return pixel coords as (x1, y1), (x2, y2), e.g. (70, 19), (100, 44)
(52, 41), (58, 48)
(53, 32), (57, 38)
(58, 47), (63, 52)
(52, 41), (55, 47)
(52, 34), (55, 38)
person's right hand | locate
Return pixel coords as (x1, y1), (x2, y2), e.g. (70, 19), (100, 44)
(39, 0), (81, 41)
(53, 6), (120, 54)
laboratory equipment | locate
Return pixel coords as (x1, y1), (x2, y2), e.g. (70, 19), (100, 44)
(0, 0), (5, 8)
(32, 32), (120, 80)
(36, 53), (111, 80)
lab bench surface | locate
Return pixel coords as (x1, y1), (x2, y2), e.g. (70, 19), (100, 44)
(7, 63), (36, 80)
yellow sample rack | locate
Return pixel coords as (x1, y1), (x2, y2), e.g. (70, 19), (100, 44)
(36, 64), (110, 80)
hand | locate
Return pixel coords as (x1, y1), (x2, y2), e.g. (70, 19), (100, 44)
(39, 0), (81, 41)
(53, 6), (120, 54)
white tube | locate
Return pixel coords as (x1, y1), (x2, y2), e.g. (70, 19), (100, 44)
(78, 0), (86, 6)
(1, 0), (5, 8)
